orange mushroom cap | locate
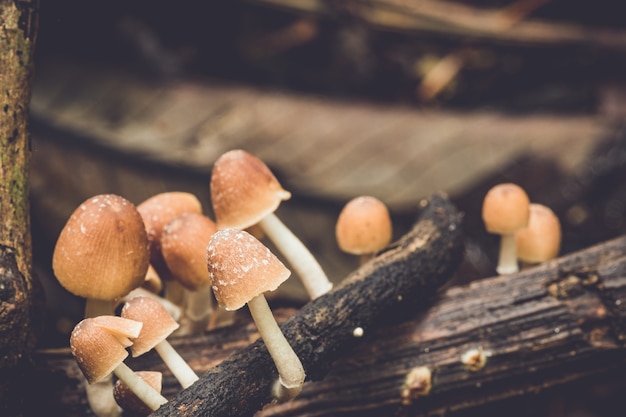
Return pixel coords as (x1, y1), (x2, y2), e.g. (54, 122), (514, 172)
(206, 228), (291, 311)
(335, 196), (392, 255)
(121, 296), (180, 357)
(161, 213), (218, 291)
(482, 183), (530, 235)
(515, 203), (561, 263)
(52, 194), (150, 301)
(114, 371), (163, 416)
(210, 149), (291, 230)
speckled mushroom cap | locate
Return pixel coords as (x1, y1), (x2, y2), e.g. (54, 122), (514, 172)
(52, 194), (150, 301)
(335, 196), (393, 255)
(137, 192), (203, 264)
(482, 183), (531, 235)
(515, 203), (562, 263)
(210, 149), (292, 230)
(70, 316), (143, 384)
(121, 296), (180, 357)
(206, 228), (291, 311)
(114, 371), (163, 416)
(161, 213), (218, 291)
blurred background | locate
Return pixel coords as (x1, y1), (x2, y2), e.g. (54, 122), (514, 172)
(28, 0), (626, 416)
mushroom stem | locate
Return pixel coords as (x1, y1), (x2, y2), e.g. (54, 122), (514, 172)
(85, 299), (117, 319)
(153, 340), (199, 389)
(259, 213), (332, 299)
(247, 294), (305, 401)
(497, 234), (519, 275)
(85, 374), (120, 417)
(185, 286), (213, 325)
(112, 362), (168, 411)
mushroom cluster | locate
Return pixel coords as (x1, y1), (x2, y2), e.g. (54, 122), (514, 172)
(482, 184), (562, 274)
(54, 149), (343, 413)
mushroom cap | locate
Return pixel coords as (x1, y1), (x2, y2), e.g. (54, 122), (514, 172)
(161, 213), (218, 291)
(70, 316), (143, 384)
(515, 203), (562, 263)
(121, 296), (180, 357)
(137, 192), (203, 265)
(52, 194), (150, 301)
(482, 183), (530, 235)
(210, 149), (291, 230)
(114, 370), (163, 416)
(335, 196), (393, 255)
(206, 228), (291, 311)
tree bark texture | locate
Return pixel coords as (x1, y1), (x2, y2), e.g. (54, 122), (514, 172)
(0, 0), (38, 415)
(32, 226), (626, 416)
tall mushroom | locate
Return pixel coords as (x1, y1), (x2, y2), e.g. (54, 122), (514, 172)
(53, 194), (150, 417)
(482, 183), (530, 275)
(161, 212), (219, 334)
(121, 296), (199, 388)
(335, 195), (393, 264)
(70, 316), (168, 413)
(210, 149), (332, 299)
(515, 203), (562, 266)
(207, 228), (305, 401)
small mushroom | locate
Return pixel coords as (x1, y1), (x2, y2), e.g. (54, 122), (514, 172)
(121, 296), (199, 389)
(335, 195), (393, 263)
(210, 149), (332, 299)
(70, 316), (167, 412)
(114, 371), (163, 416)
(161, 212), (220, 334)
(515, 203), (561, 266)
(207, 228), (305, 401)
(482, 183), (530, 274)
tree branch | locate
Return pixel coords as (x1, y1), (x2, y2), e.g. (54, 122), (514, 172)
(0, 0), (38, 415)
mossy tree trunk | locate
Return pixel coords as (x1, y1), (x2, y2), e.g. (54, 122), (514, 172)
(0, 0), (38, 416)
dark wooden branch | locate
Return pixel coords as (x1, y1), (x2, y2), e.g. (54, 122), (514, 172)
(0, 1), (38, 416)
(152, 193), (464, 416)
(31, 198), (626, 416)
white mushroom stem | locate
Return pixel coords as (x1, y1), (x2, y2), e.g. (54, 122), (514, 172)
(259, 213), (332, 299)
(181, 286), (214, 332)
(112, 362), (168, 411)
(497, 234), (519, 275)
(85, 374), (120, 417)
(247, 294), (305, 401)
(153, 340), (199, 389)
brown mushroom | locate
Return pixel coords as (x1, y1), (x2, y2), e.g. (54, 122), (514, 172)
(70, 316), (167, 412)
(335, 195), (393, 263)
(161, 212), (220, 334)
(52, 194), (150, 318)
(210, 149), (331, 299)
(207, 228), (305, 401)
(515, 203), (562, 265)
(114, 371), (163, 416)
(121, 296), (199, 388)
(137, 191), (203, 303)
(482, 183), (530, 274)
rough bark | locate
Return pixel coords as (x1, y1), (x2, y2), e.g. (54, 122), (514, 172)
(0, 0), (38, 415)
(30, 227), (626, 416)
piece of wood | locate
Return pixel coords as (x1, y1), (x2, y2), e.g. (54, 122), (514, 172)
(30, 216), (626, 416)
(30, 192), (464, 416)
(0, 1), (38, 416)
